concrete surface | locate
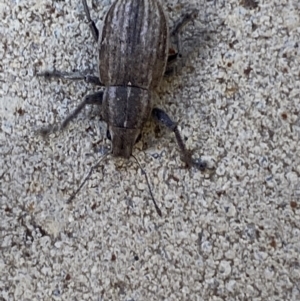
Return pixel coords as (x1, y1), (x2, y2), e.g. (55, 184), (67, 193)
(1, 0), (300, 300)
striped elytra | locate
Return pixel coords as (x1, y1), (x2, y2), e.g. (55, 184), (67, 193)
(99, 0), (169, 89)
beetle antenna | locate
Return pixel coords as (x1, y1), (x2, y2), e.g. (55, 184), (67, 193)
(66, 149), (110, 204)
(131, 154), (162, 217)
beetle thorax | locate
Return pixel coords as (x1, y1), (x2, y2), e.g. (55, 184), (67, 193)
(102, 86), (152, 158)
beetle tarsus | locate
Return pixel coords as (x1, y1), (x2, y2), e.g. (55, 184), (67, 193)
(37, 124), (60, 136)
(152, 108), (206, 171)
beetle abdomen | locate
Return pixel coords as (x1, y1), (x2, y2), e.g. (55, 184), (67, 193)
(99, 0), (168, 89)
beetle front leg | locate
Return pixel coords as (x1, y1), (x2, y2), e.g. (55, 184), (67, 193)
(39, 91), (104, 136)
(152, 108), (206, 171)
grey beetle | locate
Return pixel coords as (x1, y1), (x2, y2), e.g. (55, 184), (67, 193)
(38, 0), (207, 214)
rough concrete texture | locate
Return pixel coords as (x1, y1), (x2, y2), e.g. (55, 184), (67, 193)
(1, 0), (300, 300)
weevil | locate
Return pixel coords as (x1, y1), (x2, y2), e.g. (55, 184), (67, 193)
(38, 0), (207, 215)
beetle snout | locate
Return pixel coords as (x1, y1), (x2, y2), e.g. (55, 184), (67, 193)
(110, 127), (140, 159)
(112, 138), (133, 158)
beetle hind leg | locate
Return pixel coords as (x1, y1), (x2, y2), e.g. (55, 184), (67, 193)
(82, 0), (99, 42)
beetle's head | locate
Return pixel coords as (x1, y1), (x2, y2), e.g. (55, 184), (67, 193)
(108, 126), (141, 159)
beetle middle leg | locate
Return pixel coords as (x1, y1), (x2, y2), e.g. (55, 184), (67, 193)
(39, 91), (104, 136)
(170, 9), (199, 55)
(37, 70), (103, 86)
(152, 108), (207, 171)
(166, 9), (199, 74)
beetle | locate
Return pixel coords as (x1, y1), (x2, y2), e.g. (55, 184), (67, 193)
(38, 0), (207, 215)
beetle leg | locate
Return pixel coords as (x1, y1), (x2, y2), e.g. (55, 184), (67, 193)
(82, 0), (99, 42)
(37, 70), (103, 86)
(164, 52), (178, 76)
(166, 9), (199, 76)
(61, 91), (103, 129)
(170, 9), (199, 55)
(38, 91), (104, 136)
(152, 108), (206, 171)
(170, 9), (199, 37)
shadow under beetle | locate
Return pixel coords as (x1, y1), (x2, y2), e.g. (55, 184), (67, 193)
(38, 0), (207, 215)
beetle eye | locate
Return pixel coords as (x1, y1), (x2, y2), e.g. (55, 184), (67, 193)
(135, 133), (142, 144)
(106, 129), (111, 140)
